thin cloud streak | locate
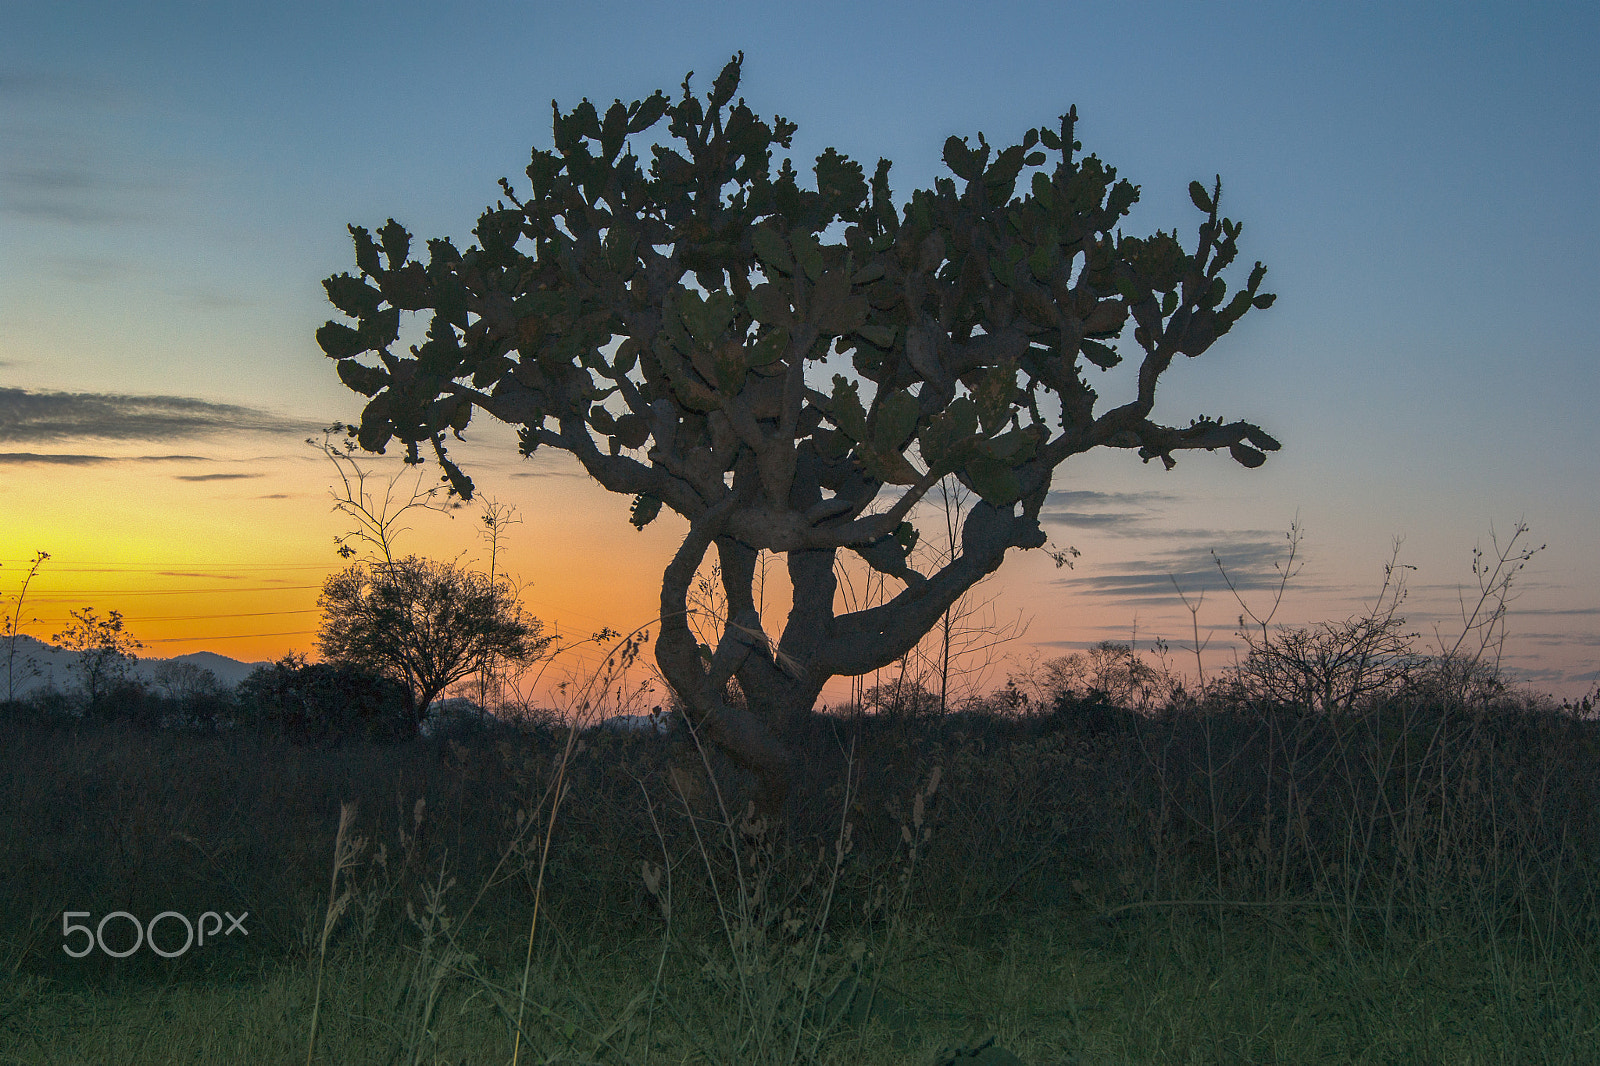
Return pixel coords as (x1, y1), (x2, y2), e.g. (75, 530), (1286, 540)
(1056, 540), (1312, 604)
(1038, 510), (1144, 529)
(0, 67), (165, 228)
(1045, 489), (1180, 506)
(173, 472), (261, 482)
(0, 452), (116, 466)
(1, 181), (142, 225)
(0, 68), (122, 105)
(0, 451), (213, 465)
(0, 451), (216, 464)
(1518, 631), (1600, 649)
(0, 387), (319, 443)
(1516, 607), (1600, 618)
(1037, 487), (1286, 545)
(507, 467), (592, 480)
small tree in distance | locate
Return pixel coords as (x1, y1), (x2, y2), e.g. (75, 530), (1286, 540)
(52, 607), (143, 709)
(317, 556), (550, 733)
(316, 54), (1281, 815)
(310, 425), (552, 733)
(153, 660), (230, 728)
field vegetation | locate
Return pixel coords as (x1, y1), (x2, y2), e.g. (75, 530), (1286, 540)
(2, 555), (1597, 1064)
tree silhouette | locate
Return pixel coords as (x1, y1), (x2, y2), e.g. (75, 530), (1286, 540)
(52, 607), (142, 709)
(236, 653), (414, 743)
(317, 556), (550, 732)
(317, 54), (1280, 815)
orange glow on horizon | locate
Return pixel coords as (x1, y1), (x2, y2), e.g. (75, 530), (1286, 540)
(10, 445), (1588, 707)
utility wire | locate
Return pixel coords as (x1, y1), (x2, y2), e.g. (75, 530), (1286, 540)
(141, 630), (318, 643)
(0, 562), (332, 571)
(27, 585), (324, 597)
(121, 609), (321, 622)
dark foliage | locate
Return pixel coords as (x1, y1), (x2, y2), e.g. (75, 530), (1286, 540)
(82, 677), (162, 728)
(236, 654), (415, 744)
(3, 680), (1597, 992)
(317, 555), (550, 731)
(316, 53), (1281, 817)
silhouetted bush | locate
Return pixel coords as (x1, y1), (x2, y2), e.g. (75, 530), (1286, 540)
(82, 677), (163, 728)
(0, 696), (41, 728)
(236, 655), (414, 744)
(151, 660), (232, 729)
(1048, 689), (1144, 738)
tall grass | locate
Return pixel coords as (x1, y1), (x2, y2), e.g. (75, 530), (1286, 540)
(2, 675), (1596, 1062)
(2, 526), (1596, 1062)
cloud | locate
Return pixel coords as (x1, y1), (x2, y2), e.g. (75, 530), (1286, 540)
(45, 254), (135, 285)
(0, 388), (320, 444)
(1031, 637), (1175, 653)
(0, 451), (212, 465)
(1054, 539), (1305, 603)
(0, 115), (157, 225)
(0, 452), (115, 466)
(0, 69), (117, 105)
(1038, 488), (1239, 539)
(1518, 631), (1600, 649)
(1045, 489), (1179, 506)
(183, 289), (258, 310)
(1038, 510), (1144, 529)
(508, 466), (590, 479)
(1510, 606), (1600, 618)
(7, 164), (94, 195)
(0, 165), (143, 225)
(0, 68), (161, 228)
(0, 451), (219, 468)
(173, 472), (262, 482)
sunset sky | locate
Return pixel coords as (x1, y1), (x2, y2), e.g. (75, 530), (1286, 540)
(3, 1), (1596, 703)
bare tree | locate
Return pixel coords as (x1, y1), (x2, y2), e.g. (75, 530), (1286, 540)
(153, 660), (229, 727)
(1213, 524), (1544, 713)
(311, 434), (551, 730)
(1414, 521), (1545, 705)
(3, 550), (49, 702)
(901, 474), (1035, 714)
(471, 495), (524, 708)
(1038, 640), (1167, 710)
(310, 424), (455, 566)
(1213, 523), (1421, 712)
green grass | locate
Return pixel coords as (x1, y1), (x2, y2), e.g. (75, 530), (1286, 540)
(2, 689), (1597, 1064)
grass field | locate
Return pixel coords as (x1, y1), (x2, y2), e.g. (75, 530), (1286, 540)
(2, 679), (1597, 1064)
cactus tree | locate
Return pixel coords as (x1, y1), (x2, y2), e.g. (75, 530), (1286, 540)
(317, 54), (1280, 816)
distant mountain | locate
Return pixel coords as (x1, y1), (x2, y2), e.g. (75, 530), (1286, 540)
(1, 634), (271, 698)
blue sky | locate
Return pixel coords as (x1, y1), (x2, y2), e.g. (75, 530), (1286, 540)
(3, 1), (1597, 697)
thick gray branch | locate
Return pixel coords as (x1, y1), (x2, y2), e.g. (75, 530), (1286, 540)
(813, 501), (1044, 675)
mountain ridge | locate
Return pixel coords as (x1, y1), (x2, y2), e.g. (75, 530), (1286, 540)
(1, 634), (271, 697)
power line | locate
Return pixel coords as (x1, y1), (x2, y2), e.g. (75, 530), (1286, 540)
(140, 630), (317, 644)
(0, 561), (332, 571)
(27, 585), (324, 597)
(121, 609), (321, 622)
